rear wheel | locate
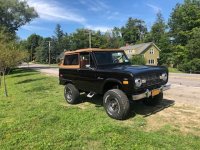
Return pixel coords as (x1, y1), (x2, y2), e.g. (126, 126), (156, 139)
(64, 83), (80, 104)
(103, 89), (130, 120)
(143, 92), (163, 106)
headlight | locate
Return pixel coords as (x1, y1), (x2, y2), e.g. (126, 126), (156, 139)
(160, 73), (167, 81)
(135, 78), (142, 87)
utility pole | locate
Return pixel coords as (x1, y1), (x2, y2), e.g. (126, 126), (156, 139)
(89, 30), (91, 48)
(85, 29), (92, 48)
(47, 41), (51, 66)
(30, 44), (33, 62)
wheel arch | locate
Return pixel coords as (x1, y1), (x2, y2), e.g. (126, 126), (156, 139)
(102, 78), (122, 94)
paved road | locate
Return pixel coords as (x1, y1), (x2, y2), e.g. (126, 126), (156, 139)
(169, 73), (200, 87)
(19, 63), (200, 106)
(19, 63), (59, 76)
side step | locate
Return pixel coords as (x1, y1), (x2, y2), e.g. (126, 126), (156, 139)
(87, 92), (95, 98)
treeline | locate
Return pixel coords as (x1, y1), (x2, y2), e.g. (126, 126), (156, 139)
(20, 25), (125, 64)
(21, 0), (200, 72)
(1, 0), (200, 73)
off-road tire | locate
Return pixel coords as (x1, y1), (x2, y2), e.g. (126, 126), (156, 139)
(103, 89), (130, 120)
(143, 92), (163, 106)
(64, 83), (80, 104)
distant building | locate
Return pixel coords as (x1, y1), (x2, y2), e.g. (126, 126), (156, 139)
(120, 42), (161, 66)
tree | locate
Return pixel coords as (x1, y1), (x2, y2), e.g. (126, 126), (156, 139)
(35, 38), (51, 63)
(169, 0), (200, 46)
(146, 12), (172, 65)
(26, 34), (43, 61)
(121, 18), (147, 44)
(179, 58), (200, 73)
(54, 24), (64, 42)
(172, 45), (188, 68)
(0, 0), (38, 34)
(53, 24), (70, 54)
(70, 29), (90, 50)
(148, 12), (166, 44)
(0, 0), (37, 96)
(130, 55), (146, 65)
(0, 32), (27, 96)
(186, 27), (200, 59)
(109, 27), (124, 48)
(168, 0), (200, 69)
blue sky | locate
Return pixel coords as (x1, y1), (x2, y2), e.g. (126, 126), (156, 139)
(17, 0), (184, 39)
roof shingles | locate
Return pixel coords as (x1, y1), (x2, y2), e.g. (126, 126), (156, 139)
(120, 42), (160, 55)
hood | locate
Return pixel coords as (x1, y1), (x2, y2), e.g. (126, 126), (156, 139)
(100, 65), (167, 75)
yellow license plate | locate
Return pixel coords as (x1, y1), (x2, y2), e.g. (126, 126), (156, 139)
(152, 89), (160, 96)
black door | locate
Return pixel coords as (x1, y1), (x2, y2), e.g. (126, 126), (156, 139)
(75, 52), (99, 92)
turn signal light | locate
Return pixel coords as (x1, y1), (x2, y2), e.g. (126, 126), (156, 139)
(123, 81), (129, 85)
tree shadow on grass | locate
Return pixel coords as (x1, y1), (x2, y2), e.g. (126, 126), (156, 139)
(79, 94), (175, 119)
(12, 72), (38, 78)
(15, 78), (46, 84)
(11, 68), (38, 77)
(24, 86), (51, 93)
(22, 66), (58, 69)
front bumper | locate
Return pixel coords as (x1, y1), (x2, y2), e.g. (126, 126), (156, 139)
(132, 84), (171, 101)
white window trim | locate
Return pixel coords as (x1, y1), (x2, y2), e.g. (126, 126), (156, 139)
(150, 49), (154, 54)
(148, 59), (155, 65)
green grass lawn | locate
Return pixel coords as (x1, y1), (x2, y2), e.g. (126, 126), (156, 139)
(168, 67), (183, 73)
(0, 69), (199, 149)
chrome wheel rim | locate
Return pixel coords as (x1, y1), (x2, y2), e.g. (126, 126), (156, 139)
(108, 98), (119, 114)
(65, 87), (73, 102)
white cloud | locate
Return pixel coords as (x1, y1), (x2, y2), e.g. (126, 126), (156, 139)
(21, 24), (51, 31)
(80, 0), (109, 12)
(27, 0), (86, 24)
(146, 3), (161, 14)
(107, 11), (120, 20)
(85, 25), (112, 32)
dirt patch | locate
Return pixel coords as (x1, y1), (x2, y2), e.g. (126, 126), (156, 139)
(144, 102), (200, 136)
(165, 84), (200, 107)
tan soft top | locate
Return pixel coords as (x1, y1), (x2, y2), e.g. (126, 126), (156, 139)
(64, 48), (123, 55)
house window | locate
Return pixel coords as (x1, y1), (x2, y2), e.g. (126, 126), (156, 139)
(150, 49), (154, 54)
(148, 59), (155, 65)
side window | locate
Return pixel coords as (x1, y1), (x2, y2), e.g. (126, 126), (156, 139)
(80, 53), (95, 68)
(80, 53), (89, 68)
(64, 54), (79, 65)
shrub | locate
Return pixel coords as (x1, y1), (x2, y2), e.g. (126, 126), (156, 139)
(130, 55), (146, 65)
(179, 58), (200, 73)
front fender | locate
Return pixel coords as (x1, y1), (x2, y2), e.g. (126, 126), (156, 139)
(100, 78), (122, 93)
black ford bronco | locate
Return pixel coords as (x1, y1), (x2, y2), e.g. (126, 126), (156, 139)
(59, 48), (170, 120)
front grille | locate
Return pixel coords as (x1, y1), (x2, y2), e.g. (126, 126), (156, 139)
(141, 73), (163, 88)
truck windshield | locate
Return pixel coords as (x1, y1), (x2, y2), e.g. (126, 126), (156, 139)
(94, 51), (129, 65)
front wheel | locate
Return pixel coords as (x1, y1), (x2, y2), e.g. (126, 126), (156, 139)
(143, 92), (163, 106)
(64, 83), (80, 104)
(103, 89), (130, 120)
